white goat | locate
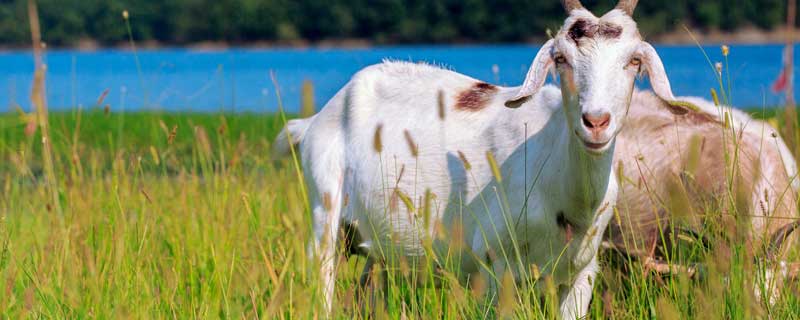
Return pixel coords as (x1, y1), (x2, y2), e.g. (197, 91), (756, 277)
(274, 0), (694, 317)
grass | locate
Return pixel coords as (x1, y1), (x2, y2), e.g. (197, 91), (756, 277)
(0, 111), (312, 318)
(0, 106), (799, 319)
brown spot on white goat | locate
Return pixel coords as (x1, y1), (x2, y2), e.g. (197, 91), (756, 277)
(568, 19), (624, 43)
(455, 82), (498, 111)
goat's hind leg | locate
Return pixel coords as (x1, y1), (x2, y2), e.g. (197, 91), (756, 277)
(309, 187), (345, 314)
(356, 257), (378, 312)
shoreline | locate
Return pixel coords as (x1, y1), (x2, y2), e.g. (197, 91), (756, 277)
(2, 27), (800, 52)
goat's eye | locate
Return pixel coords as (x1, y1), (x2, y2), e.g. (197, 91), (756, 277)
(554, 55), (567, 65)
(629, 57), (642, 67)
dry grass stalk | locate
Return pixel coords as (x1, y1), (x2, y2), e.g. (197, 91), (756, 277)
(486, 151), (502, 183)
(301, 80), (316, 118)
(28, 0), (60, 215)
(403, 130), (419, 158)
(421, 189), (433, 229)
(194, 126), (212, 157)
(437, 90), (446, 121)
(96, 89), (110, 107)
(394, 188), (415, 214)
(457, 151), (471, 171)
(373, 124), (383, 153)
(168, 125), (178, 145)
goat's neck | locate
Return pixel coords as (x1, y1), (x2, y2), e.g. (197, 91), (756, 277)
(555, 129), (616, 227)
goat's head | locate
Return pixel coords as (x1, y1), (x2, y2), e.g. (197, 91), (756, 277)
(508, 0), (694, 155)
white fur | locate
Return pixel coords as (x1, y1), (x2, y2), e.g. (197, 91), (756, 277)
(276, 5), (685, 319)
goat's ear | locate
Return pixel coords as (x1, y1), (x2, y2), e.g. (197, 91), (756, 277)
(640, 42), (699, 115)
(506, 39), (555, 109)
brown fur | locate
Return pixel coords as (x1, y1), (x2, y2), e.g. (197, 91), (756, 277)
(455, 82), (498, 111)
(610, 91), (798, 262)
(568, 19), (623, 43)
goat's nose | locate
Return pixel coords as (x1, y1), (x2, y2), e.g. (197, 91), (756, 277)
(581, 112), (611, 132)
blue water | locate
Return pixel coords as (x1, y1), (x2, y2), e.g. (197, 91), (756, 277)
(0, 44), (793, 112)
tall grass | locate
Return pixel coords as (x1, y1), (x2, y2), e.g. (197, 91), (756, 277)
(3, 106), (799, 318)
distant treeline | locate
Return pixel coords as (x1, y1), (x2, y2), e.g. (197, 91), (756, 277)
(0, 0), (792, 47)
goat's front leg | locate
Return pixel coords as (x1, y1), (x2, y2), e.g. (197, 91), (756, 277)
(471, 227), (508, 307)
(558, 257), (598, 320)
(480, 258), (508, 307)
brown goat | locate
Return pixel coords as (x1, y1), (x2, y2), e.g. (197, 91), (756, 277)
(610, 91), (799, 297)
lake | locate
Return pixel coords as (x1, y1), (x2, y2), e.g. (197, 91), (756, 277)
(0, 44), (794, 113)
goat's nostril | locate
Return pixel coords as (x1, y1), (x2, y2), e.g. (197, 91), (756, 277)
(582, 113), (611, 130)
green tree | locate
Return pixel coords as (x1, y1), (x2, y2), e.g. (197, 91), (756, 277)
(1, 0), (799, 47)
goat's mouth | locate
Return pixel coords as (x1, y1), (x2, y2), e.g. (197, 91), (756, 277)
(583, 140), (610, 154)
(575, 130), (611, 153)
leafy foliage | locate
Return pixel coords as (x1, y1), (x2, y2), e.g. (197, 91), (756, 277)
(0, 0), (796, 47)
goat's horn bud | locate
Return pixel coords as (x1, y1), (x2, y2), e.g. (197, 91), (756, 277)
(765, 220), (800, 260)
(561, 0), (584, 12)
(615, 0), (639, 15)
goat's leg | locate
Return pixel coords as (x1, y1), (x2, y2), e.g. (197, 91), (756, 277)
(480, 259), (507, 309)
(358, 257), (376, 289)
(356, 257), (376, 311)
(309, 183), (345, 315)
(559, 256), (599, 320)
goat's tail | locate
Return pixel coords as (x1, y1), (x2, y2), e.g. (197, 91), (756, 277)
(272, 117), (313, 158)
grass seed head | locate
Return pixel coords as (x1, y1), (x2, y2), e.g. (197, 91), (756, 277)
(168, 125), (178, 145)
(394, 188), (415, 214)
(497, 271), (517, 317)
(531, 264), (540, 281)
(422, 189), (433, 229)
(437, 90), (446, 120)
(723, 112), (731, 129)
(218, 122), (227, 134)
(194, 126), (212, 156)
(403, 130), (418, 158)
(96, 89), (110, 106)
(470, 273), (487, 299)
(486, 151), (502, 182)
(323, 192), (332, 211)
(457, 151), (471, 171)
(373, 124), (383, 153)
(710, 88), (720, 106)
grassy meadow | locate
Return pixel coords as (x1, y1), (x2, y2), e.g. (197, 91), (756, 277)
(1, 103), (800, 319)
(2, 1), (799, 317)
